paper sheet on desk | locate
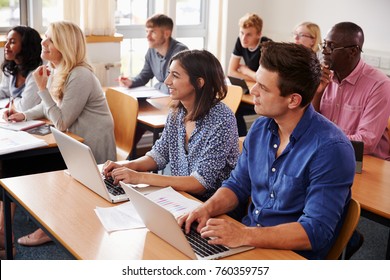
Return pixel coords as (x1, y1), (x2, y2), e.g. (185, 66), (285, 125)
(0, 129), (48, 155)
(123, 86), (169, 99)
(95, 202), (145, 233)
(95, 187), (202, 233)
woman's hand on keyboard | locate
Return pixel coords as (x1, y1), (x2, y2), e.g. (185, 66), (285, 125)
(102, 160), (122, 177)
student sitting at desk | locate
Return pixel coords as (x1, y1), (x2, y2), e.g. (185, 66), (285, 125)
(179, 42), (356, 260)
(117, 14), (188, 152)
(312, 21), (390, 259)
(227, 13), (272, 137)
(103, 49), (239, 202)
(0, 26), (42, 111)
(1, 21), (116, 253)
(313, 22), (390, 160)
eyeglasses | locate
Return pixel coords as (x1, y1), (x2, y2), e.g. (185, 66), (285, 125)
(292, 32), (314, 39)
(320, 41), (363, 54)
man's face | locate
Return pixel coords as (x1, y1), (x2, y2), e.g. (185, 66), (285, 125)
(146, 26), (169, 49)
(239, 26), (261, 49)
(250, 66), (291, 119)
(322, 28), (353, 71)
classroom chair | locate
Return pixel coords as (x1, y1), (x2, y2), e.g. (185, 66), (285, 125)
(326, 198), (361, 260)
(222, 85), (244, 114)
(106, 88), (139, 161)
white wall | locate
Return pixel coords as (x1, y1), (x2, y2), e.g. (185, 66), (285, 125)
(222, 0), (390, 73)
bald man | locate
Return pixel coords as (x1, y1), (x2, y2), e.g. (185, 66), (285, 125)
(313, 21), (390, 160)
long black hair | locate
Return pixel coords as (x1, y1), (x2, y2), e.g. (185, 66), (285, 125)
(1, 25), (43, 78)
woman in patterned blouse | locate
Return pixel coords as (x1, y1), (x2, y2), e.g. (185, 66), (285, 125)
(103, 49), (240, 201)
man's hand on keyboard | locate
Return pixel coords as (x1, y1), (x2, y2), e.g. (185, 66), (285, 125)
(178, 206), (210, 235)
(200, 218), (248, 248)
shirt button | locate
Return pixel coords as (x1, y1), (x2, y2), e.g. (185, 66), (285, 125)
(271, 167), (276, 172)
(273, 144), (278, 148)
(256, 224), (261, 227)
(255, 209), (259, 215)
(270, 192), (274, 198)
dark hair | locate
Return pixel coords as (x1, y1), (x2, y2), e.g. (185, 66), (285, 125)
(333, 22), (364, 49)
(260, 42), (321, 107)
(146, 14), (174, 31)
(1, 25), (43, 78)
(169, 49), (227, 121)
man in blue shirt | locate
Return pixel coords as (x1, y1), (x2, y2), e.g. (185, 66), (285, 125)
(119, 14), (188, 94)
(179, 42), (356, 259)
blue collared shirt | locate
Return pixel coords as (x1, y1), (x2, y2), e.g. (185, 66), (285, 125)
(147, 102), (239, 201)
(223, 105), (355, 259)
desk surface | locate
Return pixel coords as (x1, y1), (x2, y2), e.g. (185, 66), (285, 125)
(352, 155), (390, 219)
(0, 170), (304, 260)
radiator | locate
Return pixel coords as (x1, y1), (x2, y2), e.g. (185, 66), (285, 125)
(91, 62), (121, 87)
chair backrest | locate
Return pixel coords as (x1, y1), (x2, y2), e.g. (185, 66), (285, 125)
(105, 88), (139, 161)
(222, 85), (243, 114)
(326, 198), (361, 260)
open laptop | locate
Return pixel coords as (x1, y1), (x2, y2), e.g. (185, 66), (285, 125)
(120, 182), (254, 260)
(228, 76), (250, 94)
(51, 127), (129, 203)
(351, 140), (364, 174)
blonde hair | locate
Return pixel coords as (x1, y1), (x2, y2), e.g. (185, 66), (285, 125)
(48, 21), (93, 101)
(295, 22), (322, 52)
(239, 13), (263, 34)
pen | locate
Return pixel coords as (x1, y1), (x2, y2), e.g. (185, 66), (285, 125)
(8, 95), (13, 120)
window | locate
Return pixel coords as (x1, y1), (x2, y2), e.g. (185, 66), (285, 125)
(0, 0), (21, 32)
(115, 0), (208, 77)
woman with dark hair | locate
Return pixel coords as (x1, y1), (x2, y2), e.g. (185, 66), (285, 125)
(0, 25), (43, 111)
(103, 49), (239, 202)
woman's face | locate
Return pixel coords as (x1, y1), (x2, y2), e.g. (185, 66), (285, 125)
(41, 28), (62, 66)
(4, 30), (22, 63)
(293, 25), (315, 50)
(164, 60), (196, 105)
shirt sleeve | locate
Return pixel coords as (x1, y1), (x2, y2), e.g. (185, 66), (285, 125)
(298, 140), (354, 253)
(24, 68), (93, 130)
(347, 79), (390, 154)
(131, 49), (155, 88)
(13, 72), (41, 112)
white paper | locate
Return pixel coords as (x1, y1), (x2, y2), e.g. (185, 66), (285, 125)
(95, 187), (201, 232)
(0, 129), (48, 155)
(95, 201), (145, 233)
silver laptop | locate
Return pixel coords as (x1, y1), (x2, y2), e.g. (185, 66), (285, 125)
(51, 127), (129, 203)
(120, 182), (254, 260)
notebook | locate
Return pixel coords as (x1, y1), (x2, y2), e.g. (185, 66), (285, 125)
(51, 127), (129, 203)
(227, 76), (250, 94)
(351, 140), (364, 174)
(120, 182), (254, 260)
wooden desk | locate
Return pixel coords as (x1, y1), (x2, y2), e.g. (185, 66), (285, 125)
(352, 155), (390, 259)
(137, 97), (170, 144)
(241, 80), (255, 105)
(0, 170), (304, 260)
(0, 129), (83, 178)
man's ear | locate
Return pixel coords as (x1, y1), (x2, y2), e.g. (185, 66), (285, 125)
(197, 77), (205, 89)
(288, 93), (302, 109)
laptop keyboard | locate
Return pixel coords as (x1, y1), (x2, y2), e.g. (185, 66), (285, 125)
(183, 224), (229, 258)
(103, 177), (125, 196)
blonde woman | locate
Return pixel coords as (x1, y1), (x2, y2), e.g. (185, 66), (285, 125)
(3, 21), (116, 249)
(293, 22), (322, 57)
